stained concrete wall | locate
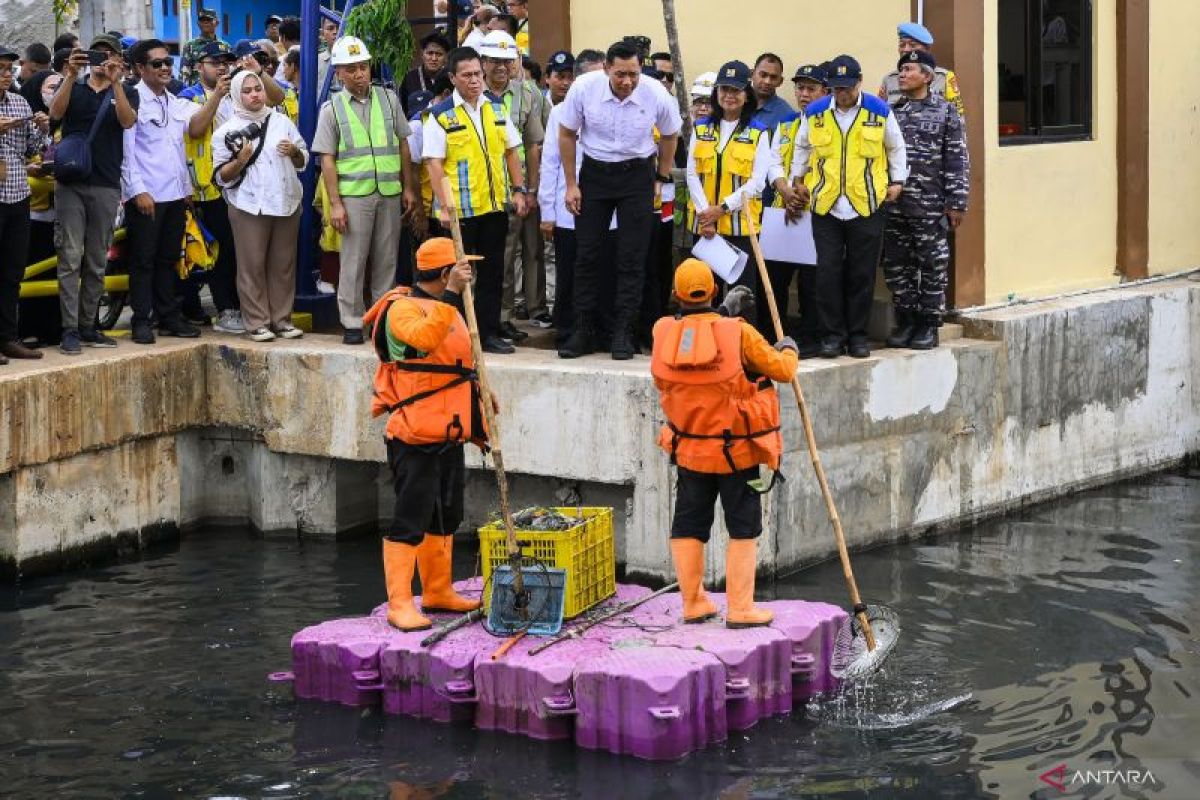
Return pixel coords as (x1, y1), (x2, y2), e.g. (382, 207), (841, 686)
(1, 280), (1197, 581)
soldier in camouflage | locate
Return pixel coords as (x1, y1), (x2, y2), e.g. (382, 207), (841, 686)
(877, 22), (964, 120)
(883, 49), (969, 350)
(180, 10), (230, 86)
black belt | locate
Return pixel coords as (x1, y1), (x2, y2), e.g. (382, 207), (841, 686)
(582, 155), (654, 174)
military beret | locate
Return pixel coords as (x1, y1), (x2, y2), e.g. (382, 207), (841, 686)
(898, 22), (934, 45)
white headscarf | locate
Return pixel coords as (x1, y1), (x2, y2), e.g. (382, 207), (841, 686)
(230, 70), (273, 124)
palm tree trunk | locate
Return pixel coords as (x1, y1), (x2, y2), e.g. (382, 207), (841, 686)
(660, 0), (691, 142)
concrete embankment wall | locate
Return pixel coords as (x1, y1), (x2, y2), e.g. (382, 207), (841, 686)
(2, 280), (1197, 582)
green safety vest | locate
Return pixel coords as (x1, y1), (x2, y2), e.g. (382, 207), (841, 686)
(333, 87), (403, 197)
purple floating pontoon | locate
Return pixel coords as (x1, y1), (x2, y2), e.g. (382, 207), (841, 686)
(277, 583), (847, 761)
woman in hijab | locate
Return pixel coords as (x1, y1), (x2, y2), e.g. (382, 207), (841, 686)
(212, 70), (308, 341)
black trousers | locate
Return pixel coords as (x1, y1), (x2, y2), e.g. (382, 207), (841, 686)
(811, 211), (885, 343)
(458, 211), (507, 340)
(766, 259), (820, 343)
(0, 199), (31, 343)
(385, 438), (465, 545)
(126, 198), (187, 327)
(639, 217), (674, 341)
(573, 156), (655, 331)
(196, 198), (238, 312)
(670, 466), (763, 542)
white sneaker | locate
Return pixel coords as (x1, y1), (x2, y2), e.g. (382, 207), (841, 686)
(275, 323), (303, 339)
(247, 326), (276, 342)
(316, 280), (336, 295)
(214, 309), (246, 334)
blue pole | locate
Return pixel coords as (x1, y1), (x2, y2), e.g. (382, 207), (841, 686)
(295, 0), (324, 317)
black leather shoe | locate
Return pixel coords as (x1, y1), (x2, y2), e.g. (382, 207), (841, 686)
(610, 329), (638, 361)
(161, 320), (201, 338)
(499, 320), (529, 342)
(908, 325), (939, 350)
(342, 328), (365, 345)
(132, 322), (156, 344)
(848, 340), (871, 359)
(482, 335), (516, 354)
(885, 311), (916, 348)
(558, 323), (595, 359)
(797, 338), (822, 359)
(818, 338), (845, 359)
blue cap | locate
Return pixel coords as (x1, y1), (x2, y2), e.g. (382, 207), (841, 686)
(547, 50), (574, 73)
(408, 90), (434, 116)
(714, 60), (752, 89)
(898, 22), (934, 45)
(826, 54), (862, 88)
(233, 39), (261, 58)
(455, 0), (473, 14)
(792, 63), (828, 86)
(120, 35), (138, 49)
(198, 40), (235, 61)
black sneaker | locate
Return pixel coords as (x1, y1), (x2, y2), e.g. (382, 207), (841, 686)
(482, 335), (516, 354)
(558, 323), (595, 359)
(530, 311), (554, 329)
(182, 308), (210, 326)
(499, 320), (529, 342)
(342, 328), (365, 345)
(59, 328), (82, 355)
(161, 320), (201, 338)
(80, 328), (118, 348)
(132, 322), (156, 344)
(514, 304), (529, 321)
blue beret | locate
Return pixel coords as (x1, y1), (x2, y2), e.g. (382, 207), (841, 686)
(898, 22), (934, 45)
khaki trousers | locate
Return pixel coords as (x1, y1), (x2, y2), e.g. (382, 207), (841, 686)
(227, 206), (301, 331)
(337, 193), (403, 329)
(500, 206), (546, 321)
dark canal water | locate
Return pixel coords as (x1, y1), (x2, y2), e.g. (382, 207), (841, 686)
(2, 469), (1197, 799)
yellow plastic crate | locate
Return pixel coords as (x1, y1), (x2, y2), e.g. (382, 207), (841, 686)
(479, 507), (615, 619)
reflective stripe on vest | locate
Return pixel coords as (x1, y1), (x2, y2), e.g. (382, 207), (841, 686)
(650, 314), (783, 474)
(686, 122), (764, 236)
(333, 87), (403, 197)
(184, 88), (219, 202)
(434, 100), (510, 218)
(804, 106), (890, 218)
(771, 117), (802, 209)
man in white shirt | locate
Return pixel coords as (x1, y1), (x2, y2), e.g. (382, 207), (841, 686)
(121, 39), (224, 344)
(555, 40), (681, 360)
(789, 55), (907, 359)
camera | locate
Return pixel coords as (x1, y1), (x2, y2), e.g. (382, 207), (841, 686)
(86, 50), (109, 67)
(224, 121), (263, 153)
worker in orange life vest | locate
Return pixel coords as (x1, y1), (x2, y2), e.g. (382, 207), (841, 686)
(651, 258), (799, 628)
(363, 237), (496, 631)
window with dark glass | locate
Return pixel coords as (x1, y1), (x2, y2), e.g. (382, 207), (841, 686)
(998, 0), (1093, 142)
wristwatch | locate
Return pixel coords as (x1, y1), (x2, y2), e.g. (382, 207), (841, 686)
(719, 202), (730, 214)
(512, 185), (528, 194)
(656, 173), (672, 184)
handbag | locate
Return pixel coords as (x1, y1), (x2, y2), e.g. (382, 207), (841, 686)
(53, 87), (113, 184)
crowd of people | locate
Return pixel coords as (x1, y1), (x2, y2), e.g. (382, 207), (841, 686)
(0, 4), (968, 366)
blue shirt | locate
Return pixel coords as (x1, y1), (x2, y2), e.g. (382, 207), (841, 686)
(753, 94), (795, 133)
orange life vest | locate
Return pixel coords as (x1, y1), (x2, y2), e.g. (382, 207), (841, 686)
(650, 313), (783, 474)
(363, 287), (485, 448)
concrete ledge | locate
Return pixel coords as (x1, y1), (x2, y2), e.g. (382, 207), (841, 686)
(2, 279), (1197, 581)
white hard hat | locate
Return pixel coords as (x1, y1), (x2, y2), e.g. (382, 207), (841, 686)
(330, 36), (371, 66)
(691, 71), (717, 98)
(478, 30), (519, 60)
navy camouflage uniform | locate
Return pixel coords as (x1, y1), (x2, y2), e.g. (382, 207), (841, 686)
(883, 92), (968, 324)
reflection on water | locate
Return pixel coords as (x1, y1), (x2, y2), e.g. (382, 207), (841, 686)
(1, 470), (1197, 798)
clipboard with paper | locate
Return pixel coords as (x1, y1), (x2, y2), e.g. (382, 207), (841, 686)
(758, 207), (817, 265)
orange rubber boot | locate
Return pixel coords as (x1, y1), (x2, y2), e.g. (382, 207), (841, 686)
(669, 538), (719, 623)
(382, 540), (432, 631)
(725, 539), (773, 628)
(415, 534), (482, 613)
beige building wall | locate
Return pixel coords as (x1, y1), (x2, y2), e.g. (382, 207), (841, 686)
(983, 0), (1119, 304)
(1148, 2), (1200, 274)
(569, 0), (909, 101)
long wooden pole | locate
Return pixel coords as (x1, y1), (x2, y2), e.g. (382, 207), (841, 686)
(529, 582), (679, 656)
(441, 178), (525, 606)
(740, 209), (876, 651)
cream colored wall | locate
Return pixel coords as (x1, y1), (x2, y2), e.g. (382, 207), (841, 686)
(569, 0), (909, 101)
(1148, 3), (1200, 274)
(983, 0), (1119, 303)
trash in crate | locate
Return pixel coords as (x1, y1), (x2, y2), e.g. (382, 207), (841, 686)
(509, 507), (585, 531)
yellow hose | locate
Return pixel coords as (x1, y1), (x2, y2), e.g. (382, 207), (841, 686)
(20, 274), (130, 299)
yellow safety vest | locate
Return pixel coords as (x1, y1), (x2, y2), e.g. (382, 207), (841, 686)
(282, 88), (299, 125)
(333, 87), (403, 197)
(184, 87), (220, 202)
(416, 110), (437, 218)
(804, 95), (890, 218)
(771, 115), (802, 209)
(431, 98), (511, 219)
(687, 120), (765, 237)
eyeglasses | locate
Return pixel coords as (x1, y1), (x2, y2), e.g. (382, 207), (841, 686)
(660, 74), (675, 84)
(146, 57), (173, 69)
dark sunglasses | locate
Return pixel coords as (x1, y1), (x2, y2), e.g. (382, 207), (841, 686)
(660, 73), (675, 84)
(146, 56), (173, 69)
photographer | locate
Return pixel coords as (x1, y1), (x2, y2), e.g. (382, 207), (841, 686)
(211, 71), (308, 342)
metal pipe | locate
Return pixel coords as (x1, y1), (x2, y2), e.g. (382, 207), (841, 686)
(953, 269), (1200, 317)
(917, 0), (925, 25)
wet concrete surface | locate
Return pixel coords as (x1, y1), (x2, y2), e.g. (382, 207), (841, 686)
(1, 468), (1196, 798)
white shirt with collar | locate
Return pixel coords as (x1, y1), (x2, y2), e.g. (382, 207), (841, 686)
(555, 68), (682, 162)
(788, 90), (908, 220)
(211, 111), (309, 216)
(121, 80), (200, 203)
(420, 89), (521, 160)
(539, 104), (618, 232)
(685, 117), (774, 214)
